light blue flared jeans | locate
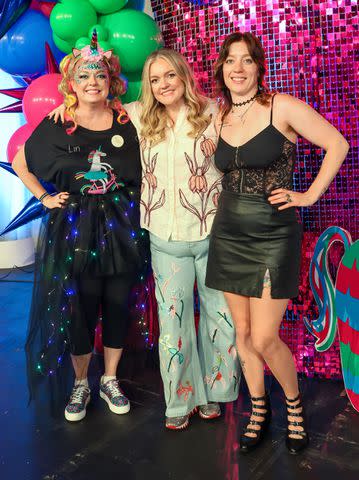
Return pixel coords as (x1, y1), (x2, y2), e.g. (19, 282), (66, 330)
(150, 233), (240, 417)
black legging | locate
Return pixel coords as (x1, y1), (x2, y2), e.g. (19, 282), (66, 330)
(69, 273), (135, 355)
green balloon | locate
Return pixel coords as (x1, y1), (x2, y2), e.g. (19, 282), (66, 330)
(98, 40), (113, 52)
(99, 9), (163, 74)
(53, 33), (74, 54)
(75, 37), (91, 49)
(88, 0), (128, 15)
(121, 77), (142, 103)
(50, 0), (97, 41)
(88, 24), (108, 41)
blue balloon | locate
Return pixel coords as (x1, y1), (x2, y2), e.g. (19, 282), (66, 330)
(0, 0), (31, 39)
(0, 9), (60, 76)
(125, 0), (144, 9)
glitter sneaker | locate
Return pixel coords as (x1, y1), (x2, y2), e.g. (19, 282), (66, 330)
(198, 402), (221, 420)
(165, 407), (198, 430)
(64, 384), (91, 422)
(100, 377), (130, 414)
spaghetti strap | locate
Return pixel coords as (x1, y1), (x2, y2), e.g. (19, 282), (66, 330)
(270, 93), (277, 125)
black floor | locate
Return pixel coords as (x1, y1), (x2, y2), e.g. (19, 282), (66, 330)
(0, 268), (358, 480)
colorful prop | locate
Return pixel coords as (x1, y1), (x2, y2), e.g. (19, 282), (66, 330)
(335, 241), (359, 412)
(50, 0), (97, 41)
(47, 2), (161, 74)
(0, 87), (24, 112)
(6, 123), (34, 163)
(0, 0), (31, 39)
(22, 73), (62, 127)
(1, 196), (44, 236)
(0, 161), (17, 176)
(99, 9), (163, 73)
(0, 43), (59, 115)
(0, 9), (60, 77)
(0, 161), (55, 236)
(45, 41), (59, 73)
(308, 227), (359, 412)
(307, 227), (352, 352)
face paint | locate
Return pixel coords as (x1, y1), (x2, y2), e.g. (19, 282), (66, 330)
(73, 62), (109, 84)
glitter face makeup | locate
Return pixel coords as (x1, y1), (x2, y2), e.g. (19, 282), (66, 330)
(70, 62), (110, 106)
(73, 62), (109, 85)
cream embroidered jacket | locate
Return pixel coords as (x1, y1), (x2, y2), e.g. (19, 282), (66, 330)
(125, 100), (222, 241)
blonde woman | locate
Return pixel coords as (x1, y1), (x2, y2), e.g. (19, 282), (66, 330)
(51, 48), (239, 430)
(14, 34), (147, 422)
(129, 49), (239, 429)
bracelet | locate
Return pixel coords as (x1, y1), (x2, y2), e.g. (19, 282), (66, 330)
(38, 192), (50, 203)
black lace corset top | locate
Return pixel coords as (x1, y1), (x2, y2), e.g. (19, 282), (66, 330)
(215, 125), (296, 195)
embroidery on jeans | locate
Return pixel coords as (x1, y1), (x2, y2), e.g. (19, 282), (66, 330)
(159, 335), (184, 372)
(177, 381), (194, 401)
(154, 263), (181, 304)
(217, 307), (233, 328)
(167, 287), (185, 327)
(203, 350), (228, 390)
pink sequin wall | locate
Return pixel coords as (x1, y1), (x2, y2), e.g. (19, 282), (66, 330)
(150, 0), (359, 378)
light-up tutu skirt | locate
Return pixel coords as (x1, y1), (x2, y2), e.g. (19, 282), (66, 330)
(25, 190), (149, 403)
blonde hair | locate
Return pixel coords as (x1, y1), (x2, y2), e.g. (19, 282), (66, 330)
(59, 53), (128, 134)
(140, 49), (210, 146)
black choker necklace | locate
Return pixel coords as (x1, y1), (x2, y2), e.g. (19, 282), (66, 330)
(232, 93), (258, 107)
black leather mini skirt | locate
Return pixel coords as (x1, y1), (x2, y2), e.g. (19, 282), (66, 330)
(205, 190), (302, 299)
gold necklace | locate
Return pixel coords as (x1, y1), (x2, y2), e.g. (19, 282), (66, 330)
(231, 99), (257, 125)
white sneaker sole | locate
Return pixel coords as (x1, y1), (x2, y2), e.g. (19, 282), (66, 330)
(100, 390), (130, 414)
(64, 395), (91, 422)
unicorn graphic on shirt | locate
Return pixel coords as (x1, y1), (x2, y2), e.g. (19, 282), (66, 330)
(75, 146), (121, 194)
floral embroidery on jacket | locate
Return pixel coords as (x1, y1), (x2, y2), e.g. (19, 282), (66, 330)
(140, 139), (166, 227)
(179, 132), (222, 236)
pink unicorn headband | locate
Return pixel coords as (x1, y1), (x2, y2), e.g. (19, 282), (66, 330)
(72, 29), (113, 62)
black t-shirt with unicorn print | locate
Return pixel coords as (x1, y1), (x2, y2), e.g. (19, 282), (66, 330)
(25, 110), (141, 195)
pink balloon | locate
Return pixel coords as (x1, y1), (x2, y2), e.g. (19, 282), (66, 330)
(7, 123), (34, 163)
(23, 73), (63, 127)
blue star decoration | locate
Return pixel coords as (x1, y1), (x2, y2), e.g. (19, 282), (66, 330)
(0, 162), (56, 236)
(0, 43), (60, 237)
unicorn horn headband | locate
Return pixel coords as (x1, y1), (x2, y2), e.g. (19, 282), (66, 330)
(72, 29), (113, 63)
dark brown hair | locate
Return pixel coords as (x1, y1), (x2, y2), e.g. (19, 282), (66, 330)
(214, 32), (271, 119)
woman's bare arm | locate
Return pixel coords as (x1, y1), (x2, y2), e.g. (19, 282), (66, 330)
(12, 147), (69, 209)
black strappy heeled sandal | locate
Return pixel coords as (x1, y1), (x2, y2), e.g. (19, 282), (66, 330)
(285, 394), (309, 454)
(239, 393), (271, 453)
